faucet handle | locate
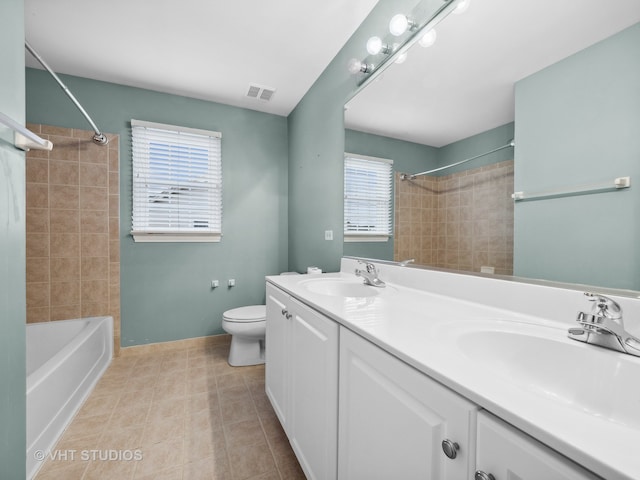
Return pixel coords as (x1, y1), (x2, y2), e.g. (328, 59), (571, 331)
(583, 292), (623, 320)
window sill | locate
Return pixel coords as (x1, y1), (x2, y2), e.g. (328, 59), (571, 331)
(131, 232), (222, 243)
(344, 235), (390, 243)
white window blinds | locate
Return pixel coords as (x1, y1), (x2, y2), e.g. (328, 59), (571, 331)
(344, 153), (393, 239)
(131, 119), (222, 242)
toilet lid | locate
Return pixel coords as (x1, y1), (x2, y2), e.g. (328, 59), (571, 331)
(224, 305), (266, 323)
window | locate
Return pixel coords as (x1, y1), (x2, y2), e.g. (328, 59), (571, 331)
(131, 119), (222, 242)
(344, 153), (393, 242)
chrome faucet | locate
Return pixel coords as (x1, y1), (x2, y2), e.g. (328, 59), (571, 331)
(568, 292), (640, 357)
(355, 261), (386, 288)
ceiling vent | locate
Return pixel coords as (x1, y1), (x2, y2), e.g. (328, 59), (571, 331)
(246, 84), (276, 102)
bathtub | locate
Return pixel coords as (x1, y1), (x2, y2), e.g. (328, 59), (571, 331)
(26, 316), (113, 479)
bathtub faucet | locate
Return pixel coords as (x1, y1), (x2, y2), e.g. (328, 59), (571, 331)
(568, 292), (640, 357)
(355, 261), (386, 288)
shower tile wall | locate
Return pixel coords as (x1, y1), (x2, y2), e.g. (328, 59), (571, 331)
(394, 160), (514, 275)
(25, 124), (121, 354)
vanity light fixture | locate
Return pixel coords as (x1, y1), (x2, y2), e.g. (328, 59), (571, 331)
(366, 36), (392, 56)
(389, 14), (417, 36)
(418, 29), (437, 47)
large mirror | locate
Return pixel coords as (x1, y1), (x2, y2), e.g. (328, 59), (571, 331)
(344, 0), (640, 291)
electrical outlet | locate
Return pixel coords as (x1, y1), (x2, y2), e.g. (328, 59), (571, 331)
(325, 230), (333, 241)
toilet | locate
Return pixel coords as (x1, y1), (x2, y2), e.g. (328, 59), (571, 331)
(222, 305), (267, 366)
(222, 272), (299, 366)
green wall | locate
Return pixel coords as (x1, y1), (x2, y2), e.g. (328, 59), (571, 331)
(0, 0), (27, 477)
(513, 23), (640, 290)
(26, 69), (289, 346)
(287, 0), (433, 273)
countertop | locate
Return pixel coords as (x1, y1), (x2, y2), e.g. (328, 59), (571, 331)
(266, 267), (640, 480)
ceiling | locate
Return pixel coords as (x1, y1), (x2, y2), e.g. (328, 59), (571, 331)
(24, 0), (380, 117)
(345, 0), (640, 147)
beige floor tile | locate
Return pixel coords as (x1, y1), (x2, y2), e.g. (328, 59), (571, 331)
(147, 395), (187, 423)
(34, 341), (304, 480)
(108, 404), (150, 428)
(35, 460), (88, 480)
(221, 399), (259, 425)
(142, 413), (185, 446)
(216, 372), (246, 390)
(227, 442), (277, 480)
(100, 424), (145, 450)
(187, 408), (224, 435)
(135, 465), (183, 480)
(83, 455), (138, 480)
(218, 385), (252, 406)
(133, 437), (184, 478)
(224, 419), (266, 450)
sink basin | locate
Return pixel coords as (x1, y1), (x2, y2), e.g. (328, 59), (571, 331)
(302, 278), (384, 298)
(455, 323), (640, 428)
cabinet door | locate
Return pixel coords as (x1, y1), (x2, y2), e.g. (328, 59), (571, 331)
(476, 411), (599, 480)
(265, 283), (290, 429)
(289, 298), (339, 480)
(339, 327), (477, 480)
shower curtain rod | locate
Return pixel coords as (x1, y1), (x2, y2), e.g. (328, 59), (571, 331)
(400, 139), (515, 180)
(25, 41), (108, 146)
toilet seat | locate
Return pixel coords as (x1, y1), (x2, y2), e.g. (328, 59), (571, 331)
(223, 305), (266, 323)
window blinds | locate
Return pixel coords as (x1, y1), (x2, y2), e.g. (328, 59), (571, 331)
(344, 153), (393, 236)
(131, 120), (222, 237)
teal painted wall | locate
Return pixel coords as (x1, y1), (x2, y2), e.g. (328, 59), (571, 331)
(0, 0), (27, 477)
(287, 0), (431, 273)
(26, 69), (289, 345)
(513, 23), (640, 290)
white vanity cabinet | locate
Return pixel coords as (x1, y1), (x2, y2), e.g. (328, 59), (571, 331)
(338, 327), (478, 480)
(265, 282), (339, 480)
(475, 411), (600, 480)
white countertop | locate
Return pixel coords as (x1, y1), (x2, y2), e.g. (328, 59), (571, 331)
(267, 264), (640, 480)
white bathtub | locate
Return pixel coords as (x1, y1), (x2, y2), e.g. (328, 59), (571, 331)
(26, 316), (113, 479)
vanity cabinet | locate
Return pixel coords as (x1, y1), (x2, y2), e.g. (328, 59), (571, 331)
(265, 283), (339, 480)
(475, 411), (599, 480)
(338, 327), (478, 480)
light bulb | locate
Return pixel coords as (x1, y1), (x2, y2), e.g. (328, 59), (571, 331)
(395, 51), (408, 64)
(366, 36), (383, 55)
(347, 58), (369, 75)
(454, 0), (470, 15)
(389, 14), (410, 36)
(418, 29), (437, 48)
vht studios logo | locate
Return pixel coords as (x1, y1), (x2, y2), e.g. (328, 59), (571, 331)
(34, 449), (143, 462)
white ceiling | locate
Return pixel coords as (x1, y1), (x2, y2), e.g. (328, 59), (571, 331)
(345, 0), (640, 147)
(24, 0), (380, 117)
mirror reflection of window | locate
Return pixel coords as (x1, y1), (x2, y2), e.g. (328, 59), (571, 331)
(344, 153), (393, 243)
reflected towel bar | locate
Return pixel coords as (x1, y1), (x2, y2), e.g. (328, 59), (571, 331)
(512, 177), (631, 202)
(400, 139), (514, 180)
(0, 111), (53, 151)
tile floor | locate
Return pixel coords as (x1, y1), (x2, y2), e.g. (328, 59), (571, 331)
(35, 341), (305, 479)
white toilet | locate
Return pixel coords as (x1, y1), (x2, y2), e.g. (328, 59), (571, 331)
(222, 305), (266, 366)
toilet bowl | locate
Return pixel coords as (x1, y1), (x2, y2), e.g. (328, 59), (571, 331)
(222, 305), (266, 366)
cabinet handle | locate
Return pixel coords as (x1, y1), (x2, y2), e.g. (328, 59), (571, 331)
(441, 439), (459, 459)
(475, 471), (495, 480)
